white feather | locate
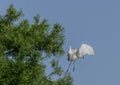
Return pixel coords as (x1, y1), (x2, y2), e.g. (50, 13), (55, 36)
(76, 44), (94, 58)
(68, 46), (77, 61)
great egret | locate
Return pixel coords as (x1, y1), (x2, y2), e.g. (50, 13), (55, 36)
(66, 44), (94, 72)
(67, 46), (77, 61)
(66, 46), (77, 72)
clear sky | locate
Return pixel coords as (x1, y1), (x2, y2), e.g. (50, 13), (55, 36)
(0, 0), (120, 85)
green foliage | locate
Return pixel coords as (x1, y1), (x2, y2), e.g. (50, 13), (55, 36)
(0, 4), (73, 85)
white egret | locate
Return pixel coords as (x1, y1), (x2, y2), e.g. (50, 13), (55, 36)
(67, 46), (77, 61)
(66, 46), (77, 72)
(66, 44), (95, 72)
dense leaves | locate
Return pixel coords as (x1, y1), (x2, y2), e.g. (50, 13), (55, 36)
(0, 4), (73, 85)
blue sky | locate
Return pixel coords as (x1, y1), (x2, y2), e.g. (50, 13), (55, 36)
(1, 0), (120, 85)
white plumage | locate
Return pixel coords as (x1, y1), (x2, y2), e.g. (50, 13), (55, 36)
(76, 44), (94, 59)
(68, 44), (94, 61)
(66, 44), (95, 72)
(68, 46), (77, 61)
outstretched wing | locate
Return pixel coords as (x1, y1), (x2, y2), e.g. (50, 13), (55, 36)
(79, 44), (94, 56)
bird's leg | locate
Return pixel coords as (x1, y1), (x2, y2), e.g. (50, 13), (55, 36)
(73, 60), (76, 71)
(65, 61), (72, 73)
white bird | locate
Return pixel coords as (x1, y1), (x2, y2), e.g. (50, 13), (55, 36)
(67, 46), (77, 61)
(66, 46), (77, 72)
(66, 44), (95, 72)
